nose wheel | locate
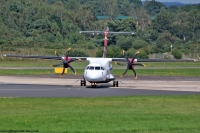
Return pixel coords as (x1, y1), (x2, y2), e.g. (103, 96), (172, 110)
(113, 81), (118, 87)
(91, 83), (97, 88)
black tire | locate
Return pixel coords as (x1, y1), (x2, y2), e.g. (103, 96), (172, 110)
(113, 81), (116, 87)
(80, 80), (84, 86)
(116, 81), (118, 87)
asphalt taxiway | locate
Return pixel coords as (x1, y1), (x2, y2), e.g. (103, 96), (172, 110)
(0, 75), (200, 97)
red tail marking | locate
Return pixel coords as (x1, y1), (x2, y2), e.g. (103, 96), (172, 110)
(103, 29), (109, 58)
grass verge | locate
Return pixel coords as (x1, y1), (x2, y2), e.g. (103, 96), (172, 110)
(0, 59), (200, 67)
(0, 68), (200, 77)
(0, 95), (200, 133)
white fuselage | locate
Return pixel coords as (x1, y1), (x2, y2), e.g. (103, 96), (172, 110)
(83, 58), (115, 83)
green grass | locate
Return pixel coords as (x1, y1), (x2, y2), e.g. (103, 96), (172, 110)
(0, 68), (200, 77)
(0, 59), (200, 67)
(0, 96), (200, 133)
(0, 59), (200, 76)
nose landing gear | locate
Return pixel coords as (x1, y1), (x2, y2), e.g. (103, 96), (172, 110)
(91, 83), (97, 88)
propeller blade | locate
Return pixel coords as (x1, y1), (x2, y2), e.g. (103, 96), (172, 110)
(114, 62), (120, 65)
(121, 50), (141, 79)
(55, 48), (76, 77)
(132, 63), (146, 67)
(60, 67), (66, 78)
(122, 50), (130, 62)
(120, 68), (128, 78)
(131, 51), (140, 63)
(51, 63), (63, 67)
(131, 68), (137, 79)
(67, 47), (71, 51)
(68, 58), (81, 63)
(65, 47), (73, 62)
(68, 64), (76, 75)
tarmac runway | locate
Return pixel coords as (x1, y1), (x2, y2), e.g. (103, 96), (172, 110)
(0, 75), (200, 97)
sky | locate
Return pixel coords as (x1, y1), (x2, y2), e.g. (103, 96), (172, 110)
(156, 0), (200, 4)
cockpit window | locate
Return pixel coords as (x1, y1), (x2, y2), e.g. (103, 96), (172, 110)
(89, 66), (94, 70)
(101, 67), (105, 70)
(95, 66), (100, 70)
(86, 66), (105, 70)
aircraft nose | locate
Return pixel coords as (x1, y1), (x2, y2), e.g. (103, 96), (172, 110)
(84, 70), (105, 81)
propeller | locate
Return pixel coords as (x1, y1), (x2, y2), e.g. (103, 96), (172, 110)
(120, 50), (145, 79)
(51, 48), (79, 78)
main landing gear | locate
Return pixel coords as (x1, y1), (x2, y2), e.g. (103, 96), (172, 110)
(80, 80), (86, 86)
(113, 80), (119, 87)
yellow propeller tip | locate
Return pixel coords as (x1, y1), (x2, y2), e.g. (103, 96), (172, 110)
(137, 51), (140, 54)
(68, 47), (71, 51)
(54, 51), (57, 54)
(122, 50), (125, 54)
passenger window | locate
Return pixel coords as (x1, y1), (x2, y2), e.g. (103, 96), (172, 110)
(95, 66), (100, 70)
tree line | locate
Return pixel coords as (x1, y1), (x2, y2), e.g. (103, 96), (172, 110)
(0, 0), (200, 59)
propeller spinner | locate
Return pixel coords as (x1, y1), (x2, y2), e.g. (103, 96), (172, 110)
(120, 50), (145, 79)
(51, 48), (77, 78)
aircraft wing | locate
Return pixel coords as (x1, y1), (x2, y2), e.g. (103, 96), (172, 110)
(3, 54), (87, 61)
(112, 58), (195, 62)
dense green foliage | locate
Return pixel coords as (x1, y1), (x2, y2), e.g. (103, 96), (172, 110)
(0, 0), (200, 59)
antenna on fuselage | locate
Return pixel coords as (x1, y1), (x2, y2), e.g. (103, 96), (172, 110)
(80, 28), (134, 58)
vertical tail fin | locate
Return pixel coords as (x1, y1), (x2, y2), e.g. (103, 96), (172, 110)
(80, 28), (134, 58)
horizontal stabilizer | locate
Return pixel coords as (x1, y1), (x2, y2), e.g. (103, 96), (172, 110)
(80, 31), (134, 35)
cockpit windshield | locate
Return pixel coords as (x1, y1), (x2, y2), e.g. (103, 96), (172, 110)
(86, 66), (105, 70)
(89, 66), (94, 70)
(95, 66), (100, 70)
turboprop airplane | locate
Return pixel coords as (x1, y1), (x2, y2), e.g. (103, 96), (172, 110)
(3, 28), (195, 88)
